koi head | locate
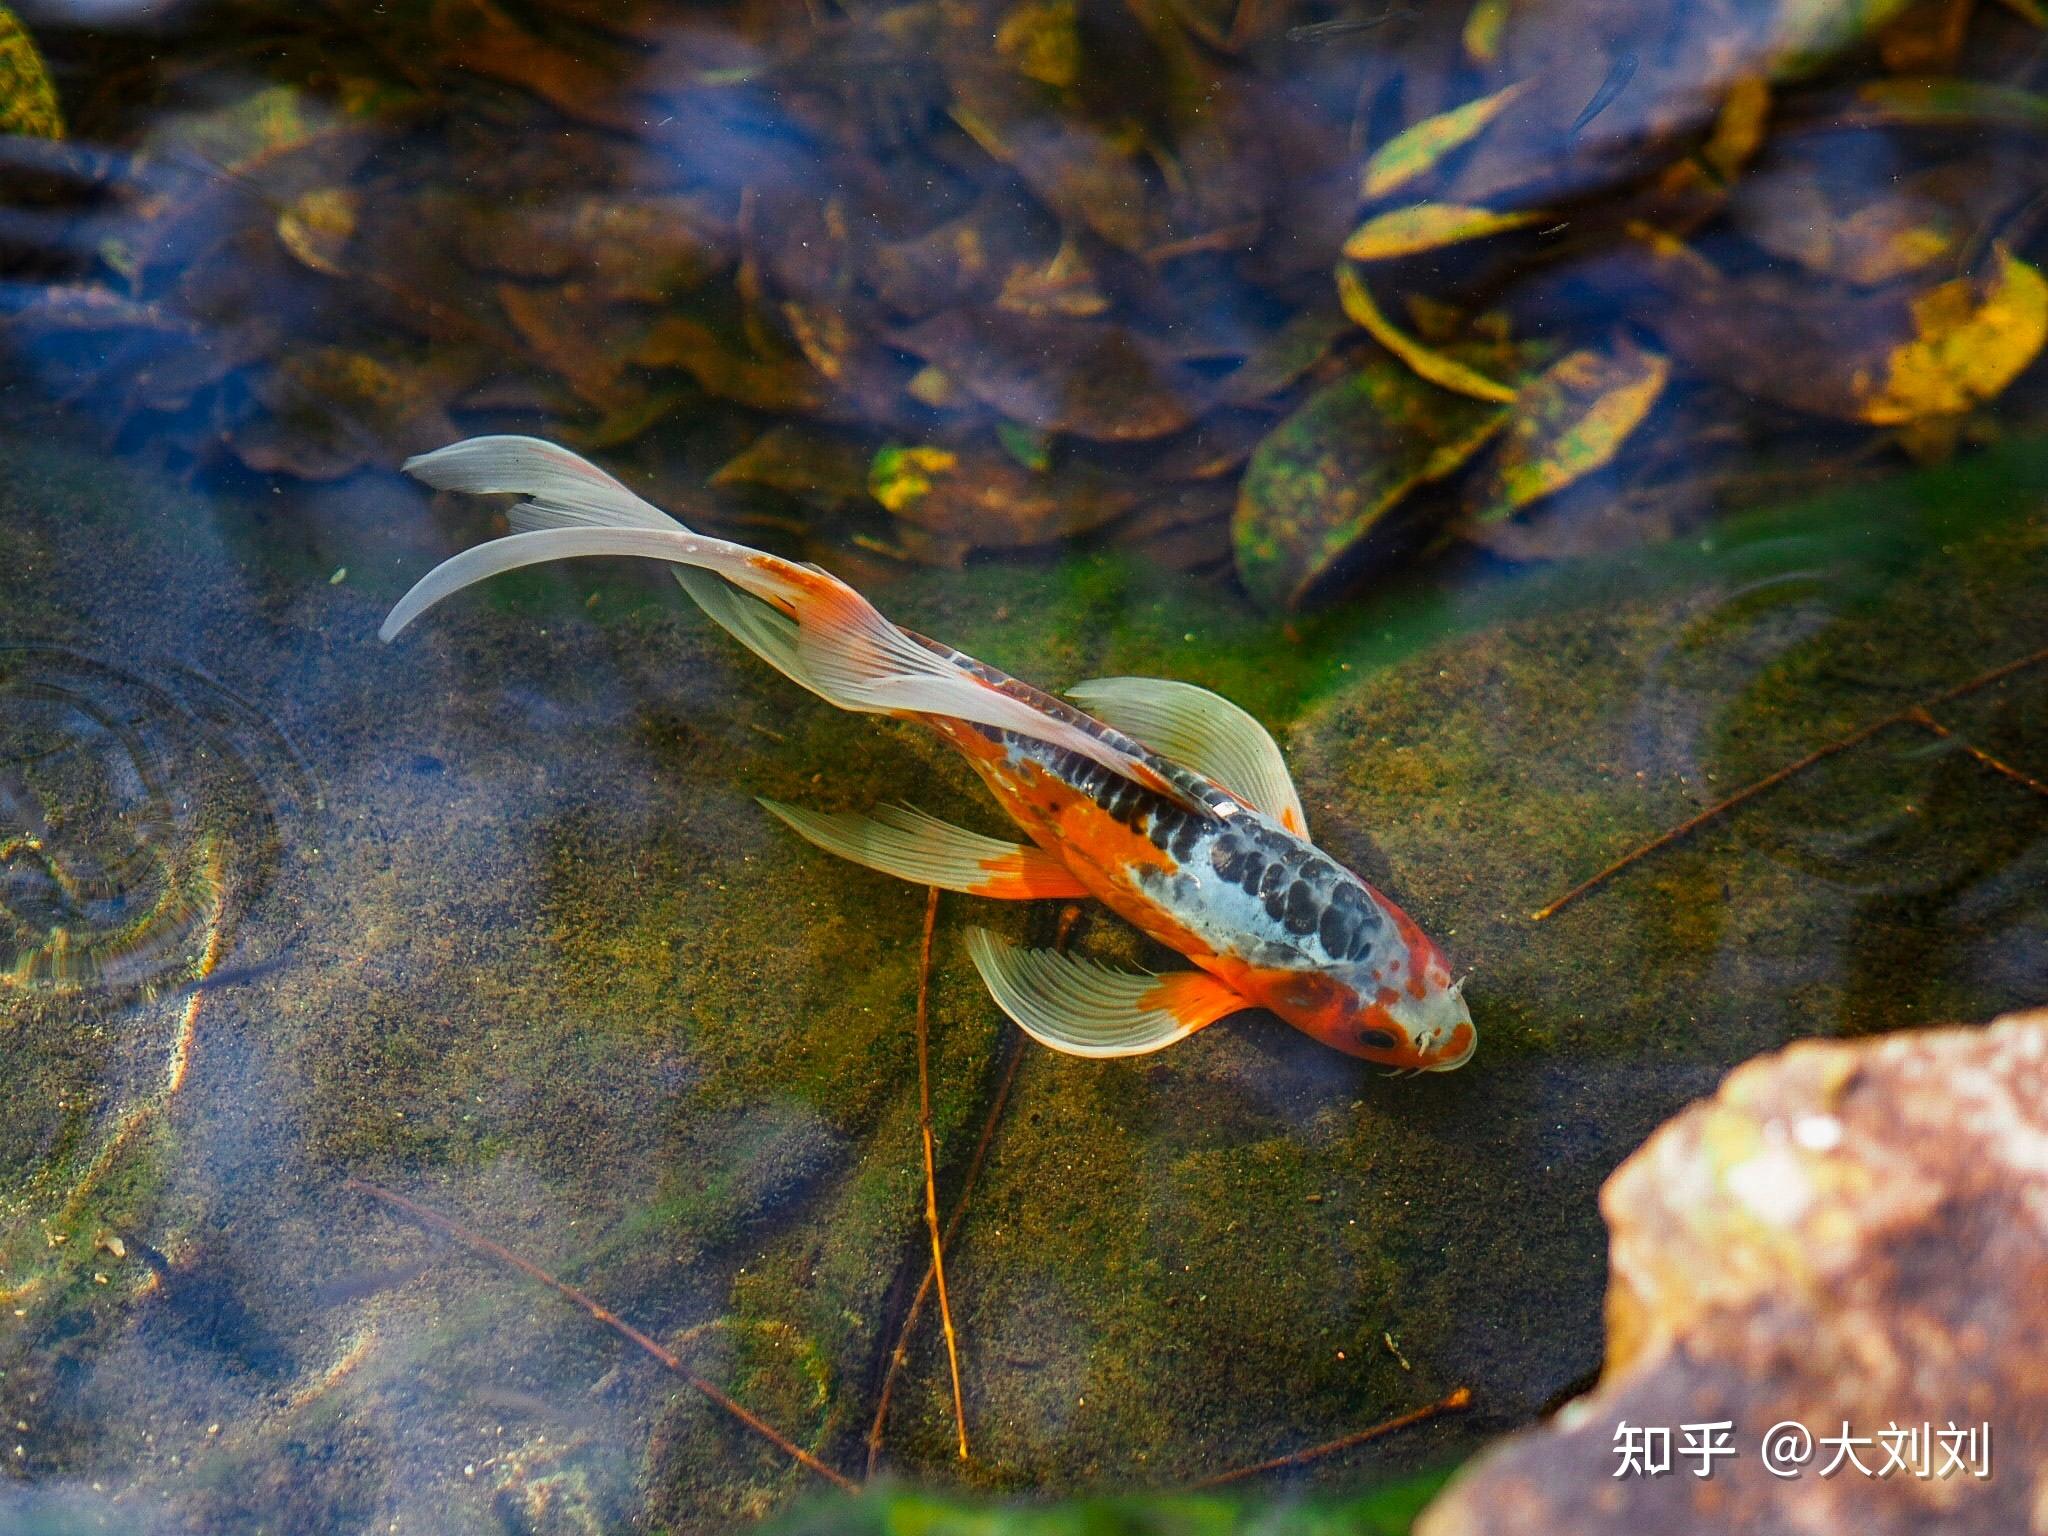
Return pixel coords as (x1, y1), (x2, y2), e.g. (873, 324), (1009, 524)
(1235, 906), (1476, 1071)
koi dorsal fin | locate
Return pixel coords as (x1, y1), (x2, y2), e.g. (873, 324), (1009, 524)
(1065, 677), (1309, 836)
(758, 799), (1089, 900)
(965, 929), (1251, 1057)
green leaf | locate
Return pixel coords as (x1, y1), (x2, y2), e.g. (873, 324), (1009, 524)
(1343, 203), (1546, 261)
(1361, 80), (1530, 201)
(1233, 360), (1510, 609)
(1337, 264), (1520, 404)
(1467, 335), (1670, 523)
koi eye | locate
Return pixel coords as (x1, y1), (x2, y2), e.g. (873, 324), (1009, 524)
(1356, 1027), (1398, 1052)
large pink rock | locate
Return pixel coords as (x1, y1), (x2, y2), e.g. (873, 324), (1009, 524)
(1418, 1011), (2048, 1536)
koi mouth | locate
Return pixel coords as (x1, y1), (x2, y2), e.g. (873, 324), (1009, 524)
(1425, 1020), (1477, 1072)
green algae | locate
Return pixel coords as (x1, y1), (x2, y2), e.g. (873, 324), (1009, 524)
(0, 419), (2043, 1533)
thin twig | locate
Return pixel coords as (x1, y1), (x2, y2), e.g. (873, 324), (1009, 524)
(866, 1030), (1025, 1475)
(1907, 707), (2048, 798)
(867, 901), (1076, 1475)
(1532, 645), (2048, 921)
(1189, 1386), (1474, 1488)
(913, 886), (971, 1461)
(347, 1178), (856, 1492)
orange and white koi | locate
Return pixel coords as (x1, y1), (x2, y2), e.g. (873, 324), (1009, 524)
(380, 437), (1476, 1072)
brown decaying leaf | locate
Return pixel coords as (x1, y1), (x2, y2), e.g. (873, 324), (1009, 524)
(886, 309), (1202, 441)
(236, 349), (460, 479)
(634, 316), (826, 416)
(450, 193), (735, 302)
(712, 424), (873, 504)
(15, 0), (2048, 593)
(497, 284), (640, 409)
(874, 442), (1135, 554)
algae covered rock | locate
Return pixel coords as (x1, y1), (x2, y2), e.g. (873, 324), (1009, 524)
(1417, 1010), (2048, 1536)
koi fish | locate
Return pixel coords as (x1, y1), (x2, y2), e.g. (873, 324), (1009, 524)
(379, 437), (1476, 1072)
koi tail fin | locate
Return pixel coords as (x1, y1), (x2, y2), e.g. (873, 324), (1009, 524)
(381, 436), (1195, 797)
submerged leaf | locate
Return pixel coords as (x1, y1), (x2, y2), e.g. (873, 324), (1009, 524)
(1234, 360), (1509, 609)
(1769, 0), (1918, 79)
(1650, 245), (2048, 426)
(995, 0), (1081, 89)
(1701, 76), (1772, 182)
(276, 187), (359, 277)
(1462, 0), (1510, 64)
(1848, 76), (2048, 131)
(1467, 335), (1669, 524)
(1337, 264), (1520, 403)
(1343, 203), (1545, 261)
(869, 441), (1132, 561)
(634, 316), (825, 414)
(237, 349), (458, 478)
(0, 6), (62, 139)
(868, 444), (960, 513)
(1865, 248), (2048, 424)
(712, 425), (872, 504)
(1362, 80), (1531, 201)
(887, 309), (1201, 440)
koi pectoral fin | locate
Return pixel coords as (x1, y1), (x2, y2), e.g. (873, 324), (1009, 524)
(758, 799), (1090, 899)
(964, 929), (1252, 1058)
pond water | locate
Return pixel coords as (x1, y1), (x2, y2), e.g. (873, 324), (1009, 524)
(1, 4), (2045, 1533)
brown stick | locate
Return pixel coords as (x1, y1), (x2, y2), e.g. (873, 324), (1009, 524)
(1187, 1384), (1474, 1490)
(1532, 645), (2048, 921)
(912, 886), (971, 1461)
(865, 901), (1078, 1473)
(866, 1028), (1024, 1475)
(347, 1178), (856, 1492)
(1906, 707), (2048, 799)
(1189, 1386), (1474, 1489)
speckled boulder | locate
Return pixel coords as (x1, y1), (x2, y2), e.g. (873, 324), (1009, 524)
(1418, 1010), (2048, 1536)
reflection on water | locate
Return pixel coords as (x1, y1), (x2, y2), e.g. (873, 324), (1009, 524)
(0, 2), (2045, 1533)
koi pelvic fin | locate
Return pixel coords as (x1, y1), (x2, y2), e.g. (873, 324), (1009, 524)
(964, 929), (1251, 1057)
(383, 436), (1203, 806)
(1065, 676), (1308, 834)
(757, 799), (1090, 899)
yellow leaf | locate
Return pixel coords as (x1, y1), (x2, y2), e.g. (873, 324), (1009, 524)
(1343, 203), (1545, 261)
(869, 444), (959, 512)
(1864, 248), (2048, 424)
(995, 0), (1081, 90)
(1361, 80), (1531, 201)
(1336, 264), (1519, 404)
(1468, 336), (1669, 522)
(277, 187), (359, 277)
(1462, 0), (1510, 63)
(1702, 76), (1770, 181)
(0, 6), (61, 139)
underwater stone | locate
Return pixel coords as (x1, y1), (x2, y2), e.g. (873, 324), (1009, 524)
(1416, 1010), (2048, 1536)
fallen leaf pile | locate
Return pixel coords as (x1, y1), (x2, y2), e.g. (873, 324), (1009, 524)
(3, 0), (2046, 604)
